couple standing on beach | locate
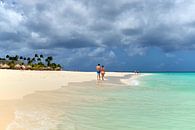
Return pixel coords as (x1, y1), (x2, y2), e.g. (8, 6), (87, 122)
(96, 64), (105, 80)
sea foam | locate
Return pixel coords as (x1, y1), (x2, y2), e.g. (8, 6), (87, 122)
(120, 73), (152, 86)
(120, 76), (139, 86)
(6, 110), (58, 130)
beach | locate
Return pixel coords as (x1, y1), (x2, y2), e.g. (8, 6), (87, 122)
(0, 69), (129, 100)
(1, 70), (195, 130)
(1, 0), (195, 129)
(0, 69), (131, 130)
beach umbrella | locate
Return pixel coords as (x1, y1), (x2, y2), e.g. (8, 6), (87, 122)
(21, 65), (26, 70)
(2, 64), (10, 69)
(26, 65), (32, 70)
(15, 64), (21, 70)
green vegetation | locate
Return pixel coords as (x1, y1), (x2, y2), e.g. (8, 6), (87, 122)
(0, 54), (62, 71)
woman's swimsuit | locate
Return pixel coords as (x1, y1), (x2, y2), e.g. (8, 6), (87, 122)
(101, 68), (105, 74)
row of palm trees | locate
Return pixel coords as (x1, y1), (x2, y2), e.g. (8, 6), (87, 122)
(0, 54), (62, 71)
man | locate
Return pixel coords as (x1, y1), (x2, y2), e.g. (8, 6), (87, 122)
(96, 64), (101, 80)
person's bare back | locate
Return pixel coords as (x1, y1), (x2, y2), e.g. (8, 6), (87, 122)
(96, 64), (101, 80)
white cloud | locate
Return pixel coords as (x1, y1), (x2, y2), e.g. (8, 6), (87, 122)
(88, 48), (105, 57)
(108, 51), (116, 58)
(0, 2), (24, 32)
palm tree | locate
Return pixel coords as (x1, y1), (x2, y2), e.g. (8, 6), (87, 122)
(9, 56), (13, 61)
(14, 55), (19, 61)
(45, 58), (49, 66)
(32, 58), (36, 63)
(45, 56), (53, 66)
(35, 54), (38, 58)
(27, 57), (31, 64)
(40, 54), (43, 58)
(40, 54), (44, 63)
(20, 56), (23, 60)
(27, 57), (30, 61)
(57, 64), (61, 68)
(37, 58), (41, 62)
(2, 54), (61, 71)
(38, 61), (44, 66)
(19, 56), (24, 65)
(48, 56), (53, 62)
(6, 55), (9, 59)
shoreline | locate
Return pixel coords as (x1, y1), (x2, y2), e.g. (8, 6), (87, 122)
(0, 69), (132, 100)
(0, 70), (133, 130)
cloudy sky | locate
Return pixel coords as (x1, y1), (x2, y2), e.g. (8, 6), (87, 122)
(0, 0), (195, 71)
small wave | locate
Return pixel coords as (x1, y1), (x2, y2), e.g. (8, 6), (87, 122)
(120, 73), (152, 86)
(139, 73), (154, 76)
(120, 78), (139, 86)
(120, 76), (140, 86)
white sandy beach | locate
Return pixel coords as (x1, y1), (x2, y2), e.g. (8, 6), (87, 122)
(0, 69), (129, 100)
(0, 69), (131, 130)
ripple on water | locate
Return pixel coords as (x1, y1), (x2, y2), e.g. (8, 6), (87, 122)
(5, 73), (195, 130)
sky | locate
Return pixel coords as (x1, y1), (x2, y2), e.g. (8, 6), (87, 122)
(0, 0), (195, 71)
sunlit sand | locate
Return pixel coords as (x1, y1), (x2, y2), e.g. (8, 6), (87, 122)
(0, 69), (130, 130)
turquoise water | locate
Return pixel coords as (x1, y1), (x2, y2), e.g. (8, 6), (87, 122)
(7, 73), (195, 130)
(69, 73), (195, 130)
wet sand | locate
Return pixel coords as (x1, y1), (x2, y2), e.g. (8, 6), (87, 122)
(0, 70), (131, 130)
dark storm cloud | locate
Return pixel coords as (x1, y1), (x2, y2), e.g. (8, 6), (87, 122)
(53, 39), (98, 49)
(122, 28), (143, 36)
(0, 32), (21, 42)
(1, 0), (195, 57)
(28, 37), (98, 49)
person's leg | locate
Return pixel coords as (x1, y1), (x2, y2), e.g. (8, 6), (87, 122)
(102, 74), (104, 80)
(97, 72), (99, 80)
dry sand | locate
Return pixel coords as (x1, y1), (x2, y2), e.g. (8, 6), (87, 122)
(0, 69), (129, 100)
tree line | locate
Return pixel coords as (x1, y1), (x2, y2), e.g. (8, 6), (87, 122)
(0, 54), (62, 71)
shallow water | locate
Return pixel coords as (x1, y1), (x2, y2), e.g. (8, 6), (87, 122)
(5, 73), (195, 130)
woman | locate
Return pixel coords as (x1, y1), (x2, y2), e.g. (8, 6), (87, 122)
(101, 65), (105, 80)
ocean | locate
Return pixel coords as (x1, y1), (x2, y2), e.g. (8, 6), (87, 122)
(6, 73), (195, 130)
